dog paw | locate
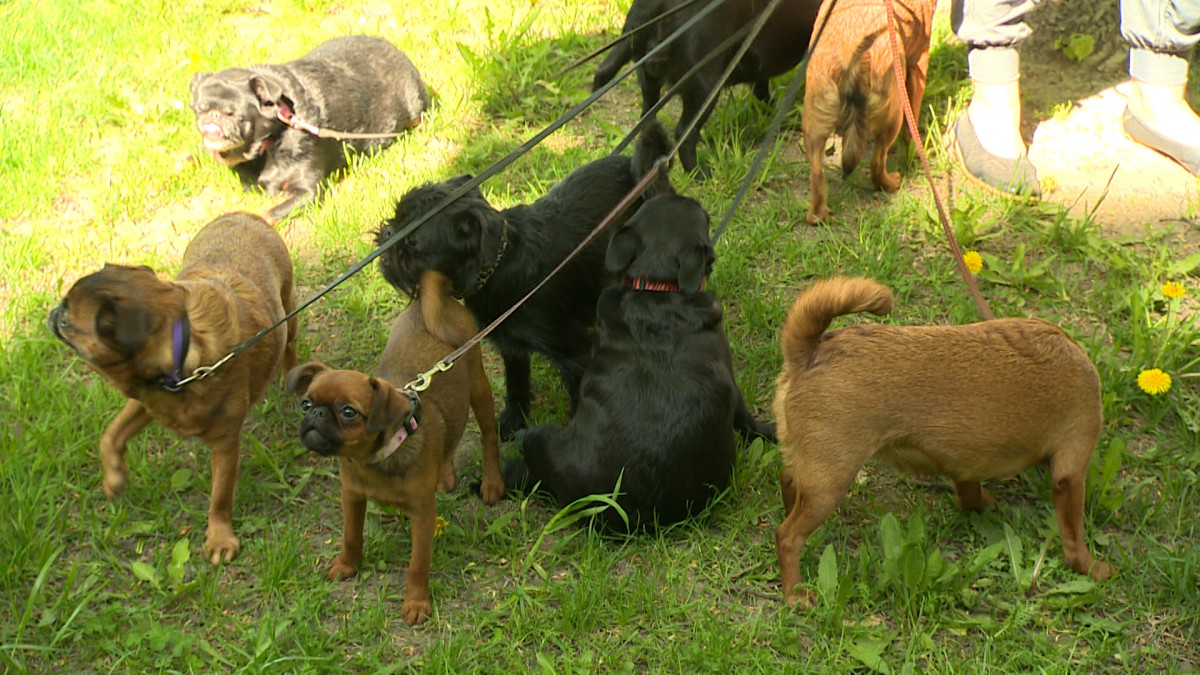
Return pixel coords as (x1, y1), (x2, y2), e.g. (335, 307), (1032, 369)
(784, 587), (816, 611)
(101, 467), (128, 499)
(203, 530), (241, 565)
(479, 475), (506, 505)
(402, 596), (432, 625)
(878, 171), (901, 193)
(327, 556), (360, 581)
(805, 206), (828, 225)
(496, 409), (527, 441)
(1087, 559), (1113, 581)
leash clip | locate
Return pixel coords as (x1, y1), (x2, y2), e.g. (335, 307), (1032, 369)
(405, 360), (453, 392)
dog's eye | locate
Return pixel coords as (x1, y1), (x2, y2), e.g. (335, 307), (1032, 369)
(300, 399), (313, 413)
(57, 315), (70, 330)
(339, 406), (359, 420)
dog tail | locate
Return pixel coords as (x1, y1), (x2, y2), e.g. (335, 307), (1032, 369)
(781, 276), (893, 366)
(836, 31), (886, 177)
(593, 38), (632, 91)
(419, 270), (474, 348)
(632, 118), (674, 196)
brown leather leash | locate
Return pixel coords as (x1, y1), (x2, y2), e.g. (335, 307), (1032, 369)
(883, 0), (996, 320)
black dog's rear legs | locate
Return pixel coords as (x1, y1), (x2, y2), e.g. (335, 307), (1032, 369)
(734, 391), (776, 443)
(675, 78), (721, 179)
(497, 350), (533, 440)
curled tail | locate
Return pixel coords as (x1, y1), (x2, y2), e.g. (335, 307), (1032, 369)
(781, 276), (893, 366)
(632, 118), (674, 196)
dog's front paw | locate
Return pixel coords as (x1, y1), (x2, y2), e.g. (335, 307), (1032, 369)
(327, 554), (360, 581)
(501, 458), (532, 494)
(1086, 559), (1113, 581)
(402, 595), (432, 625)
(101, 465), (128, 499)
(203, 527), (241, 565)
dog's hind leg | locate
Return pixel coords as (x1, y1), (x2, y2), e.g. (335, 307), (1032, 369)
(497, 350), (532, 440)
(1050, 444), (1112, 581)
(734, 392), (776, 443)
(951, 480), (995, 512)
(804, 128), (830, 224)
(676, 75), (722, 178)
(867, 88), (903, 193)
(776, 462), (855, 608)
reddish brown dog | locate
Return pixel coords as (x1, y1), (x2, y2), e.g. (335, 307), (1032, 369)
(773, 277), (1112, 608)
(286, 270), (504, 625)
(803, 0), (936, 223)
(48, 212), (298, 564)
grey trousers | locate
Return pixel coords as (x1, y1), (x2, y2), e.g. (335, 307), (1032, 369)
(951, 0), (1200, 85)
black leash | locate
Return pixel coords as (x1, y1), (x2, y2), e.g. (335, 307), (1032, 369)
(711, 0), (843, 243)
(162, 0), (732, 390)
(551, 0), (713, 80)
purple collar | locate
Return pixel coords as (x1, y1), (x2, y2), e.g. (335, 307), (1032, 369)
(160, 314), (191, 392)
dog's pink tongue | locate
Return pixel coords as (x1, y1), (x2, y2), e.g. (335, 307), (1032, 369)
(200, 122), (223, 138)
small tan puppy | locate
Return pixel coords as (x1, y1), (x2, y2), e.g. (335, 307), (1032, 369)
(773, 277), (1112, 608)
(47, 212), (297, 564)
(286, 270), (504, 625)
(802, 0), (936, 223)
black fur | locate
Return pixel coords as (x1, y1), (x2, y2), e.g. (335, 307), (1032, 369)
(376, 123), (673, 439)
(593, 0), (821, 177)
(502, 192), (776, 531)
(191, 36), (429, 222)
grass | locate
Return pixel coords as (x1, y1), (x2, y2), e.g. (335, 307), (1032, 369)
(2, 0), (1199, 672)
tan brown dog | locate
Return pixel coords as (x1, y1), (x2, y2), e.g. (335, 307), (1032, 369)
(802, 0), (936, 223)
(47, 212), (297, 564)
(773, 277), (1112, 608)
(286, 270), (504, 625)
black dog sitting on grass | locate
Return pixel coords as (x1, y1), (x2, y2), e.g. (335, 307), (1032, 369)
(376, 124), (672, 439)
(502, 186), (776, 531)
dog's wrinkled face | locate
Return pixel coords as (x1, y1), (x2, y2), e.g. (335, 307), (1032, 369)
(286, 363), (416, 462)
(605, 195), (714, 293)
(48, 264), (174, 374)
(376, 175), (507, 299)
(189, 69), (287, 166)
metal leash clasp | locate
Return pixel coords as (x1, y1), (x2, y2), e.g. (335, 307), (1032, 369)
(404, 359), (453, 392)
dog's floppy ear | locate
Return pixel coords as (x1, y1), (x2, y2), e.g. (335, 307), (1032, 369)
(285, 362), (330, 397)
(366, 378), (412, 434)
(678, 242), (714, 294)
(605, 224), (640, 274)
(95, 295), (152, 352)
(249, 75), (285, 117)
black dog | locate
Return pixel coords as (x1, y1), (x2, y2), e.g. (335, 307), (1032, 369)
(593, 0), (821, 177)
(377, 124), (672, 440)
(191, 35), (429, 222)
(502, 190), (776, 531)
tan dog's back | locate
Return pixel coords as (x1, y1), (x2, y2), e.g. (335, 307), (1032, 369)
(775, 277), (1101, 481)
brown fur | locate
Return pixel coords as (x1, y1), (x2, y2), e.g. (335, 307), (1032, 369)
(802, 0), (935, 223)
(773, 277), (1112, 608)
(47, 212), (298, 565)
(286, 270), (503, 625)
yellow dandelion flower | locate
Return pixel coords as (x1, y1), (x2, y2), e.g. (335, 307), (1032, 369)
(434, 516), (447, 537)
(1161, 281), (1186, 299)
(962, 251), (983, 275)
(187, 49), (202, 70)
(1137, 368), (1172, 395)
